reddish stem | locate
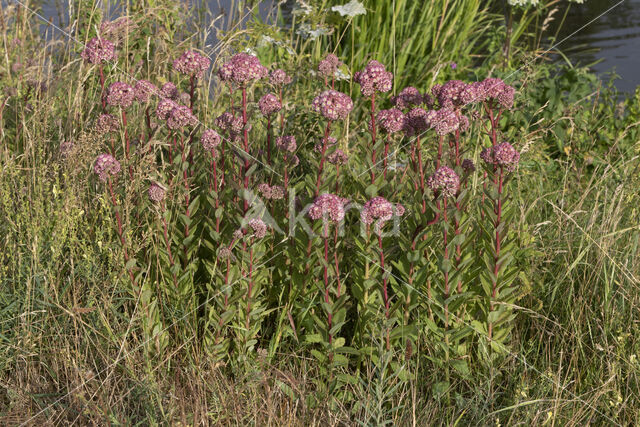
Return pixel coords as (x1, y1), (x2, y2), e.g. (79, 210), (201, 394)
(369, 93), (377, 183)
(99, 65), (106, 111)
(242, 87), (250, 214)
(315, 121), (332, 196)
(323, 226), (332, 344)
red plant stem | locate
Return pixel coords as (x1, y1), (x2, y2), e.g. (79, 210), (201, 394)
(121, 109), (133, 179)
(378, 235), (389, 319)
(334, 227), (341, 297)
(107, 178), (138, 285)
(323, 226), (332, 344)
(242, 87), (250, 214)
(369, 93), (377, 183)
(189, 75), (195, 110)
(417, 135), (426, 213)
(181, 134), (191, 260)
(212, 158), (221, 233)
(442, 197), (450, 327)
(284, 161), (289, 190)
(454, 129), (461, 167)
(99, 64), (106, 111)
(488, 167), (504, 341)
(266, 116), (272, 165)
(323, 76), (328, 88)
(246, 246), (254, 329)
(278, 87), (284, 131)
(314, 121), (332, 196)
(215, 256), (231, 343)
(437, 135), (443, 169)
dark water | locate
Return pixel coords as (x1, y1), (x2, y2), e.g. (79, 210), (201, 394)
(551, 0), (640, 93)
(30, 0), (640, 93)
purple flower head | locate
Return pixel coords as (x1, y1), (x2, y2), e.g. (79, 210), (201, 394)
(427, 166), (460, 197)
(161, 82), (179, 100)
(406, 108), (436, 133)
(106, 82), (135, 108)
(270, 68), (292, 86)
(462, 158), (476, 173)
(178, 92), (191, 105)
(215, 112), (234, 131)
(308, 193), (349, 223)
(361, 197), (405, 233)
(248, 218), (268, 239)
(435, 80), (470, 109)
(258, 93), (282, 116)
(480, 142), (520, 172)
(270, 185), (285, 200)
(81, 37), (116, 64)
(377, 108), (406, 134)
(450, 62), (457, 70)
(173, 50), (211, 79)
(257, 183), (272, 199)
(318, 53), (342, 77)
(479, 78), (515, 109)
(312, 90), (353, 121)
(217, 62), (233, 82)
(201, 129), (221, 151)
(134, 80), (157, 103)
(354, 60), (393, 96)
(148, 182), (166, 203)
(156, 98), (178, 120)
(218, 246), (232, 261)
(95, 113), (120, 134)
(220, 53), (268, 86)
(391, 87), (423, 110)
(94, 153), (121, 182)
(431, 108), (460, 136)
(423, 93), (435, 109)
(167, 105), (197, 130)
(327, 149), (348, 165)
(276, 135), (297, 153)
(459, 115), (470, 133)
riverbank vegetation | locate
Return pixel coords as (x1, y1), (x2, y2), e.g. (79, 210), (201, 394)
(1, 0), (639, 424)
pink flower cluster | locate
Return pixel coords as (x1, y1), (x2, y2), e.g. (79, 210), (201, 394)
(427, 166), (460, 197)
(432, 80), (476, 109)
(318, 53), (343, 77)
(215, 112), (245, 139)
(94, 154), (121, 182)
(391, 87), (424, 110)
(148, 183), (166, 203)
(248, 218), (269, 239)
(462, 158), (476, 172)
(431, 108), (460, 136)
(106, 82), (135, 108)
(258, 93), (282, 116)
(475, 78), (515, 109)
(405, 108), (436, 134)
(99, 17), (135, 43)
(312, 90), (353, 121)
(173, 50), (211, 79)
(161, 82), (179, 99)
(308, 193), (349, 222)
(354, 60), (393, 97)
(376, 108), (406, 134)
(257, 183), (285, 200)
(201, 129), (221, 152)
(269, 69), (292, 86)
(218, 53), (268, 86)
(167, 105), (197, 130)
(95, 113), (119, 134)
(361, 196), (405, 228)
(134, 80), (157, 103)
(480, 142), (520, 171)
(315, 136), (337, 153)
(276, 135), (296, 153)
(327, 149), (348, 165)
(156, 98), (179, 120)
(81, 37), (116, 64)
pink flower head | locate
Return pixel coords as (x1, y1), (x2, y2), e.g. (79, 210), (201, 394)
(318, 53), (343, 77)
(435, 80), (472, 109)
(161, 82), (179, 100)
(406, 108), (436, 133)
(270, 68), (292, 86)
(431, 108), (460, 136)
(308, 193), (349, 223)
(173, 50), (211, 78)
(315, 136), (337, 153)
(95, 113), (120, 134)
(134, 80), (157, 103)
(391, 87), (423, 110)
(94, 153), (121, 182)
(217, 62), (233, 82)
(480, 142), (520, 172)
(248, 218), (268, 239)
(462, 158), (476, 173)
(327, 149), (348, 165)
(81, 37), (116, 64)
(312, 90), (353, 121)
(276, 135), (296, 153)
(148, 183), (166, 203)
(478, 78), (515, 109)
(361, 196), (392, 224)
(354, 60), (393, 96)
(257, 183), (272, 199)
(427, 166), (460, 197)
(220, 53), (268, 86)
(201, 129), (221, 151)
(258, 93), (282, 116)
(167, 105), (197, 130)
(218, 246), (232, 260)
(377, 108), (406, 134)
(156, 98), (178, 120)
(106, 82), (135, 108)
